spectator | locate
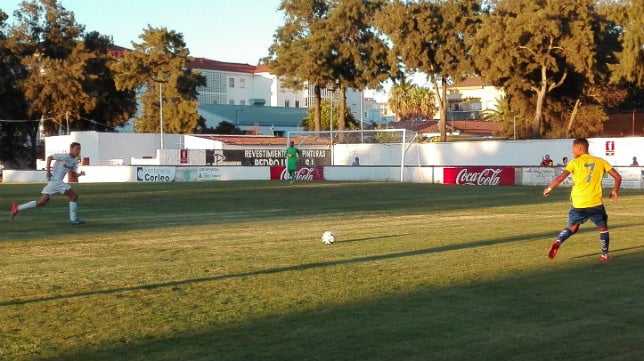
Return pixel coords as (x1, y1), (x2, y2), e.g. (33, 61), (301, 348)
(540, 154), (553, 167)
(630, 156), (639, 166)
(352, 157), (360, 166)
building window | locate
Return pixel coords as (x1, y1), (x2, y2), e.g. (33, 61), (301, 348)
(229, 100), (235, 105)
(295, 100), (300, 108)
(240, 78), (246, 89)
(240, 100), (246, 105)
(285, 100), (290, 108)
(229, 78), (235, 88)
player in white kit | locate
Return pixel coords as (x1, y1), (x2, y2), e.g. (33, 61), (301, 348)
(10, 142), (86, 224)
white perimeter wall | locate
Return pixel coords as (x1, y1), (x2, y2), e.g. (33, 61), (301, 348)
(334, 137), (643, 167)
(43, 132), (642, 168)
(5, 133), (642, 189)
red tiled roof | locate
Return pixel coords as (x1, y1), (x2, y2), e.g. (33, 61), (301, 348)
(255, 64), (271, 73)
(188, 58), (259, 73)
(450, 120), (499, 135)
(382, 119), (498, 136)
(109, 46), (271, 74)
(389, 120), (442, 133)
(450, 76), (485, 88)
(109, 45), (130, 59)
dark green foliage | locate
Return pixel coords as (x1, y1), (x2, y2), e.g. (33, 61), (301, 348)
(110, 25), (206, 134)
(212, 120), (244, 135)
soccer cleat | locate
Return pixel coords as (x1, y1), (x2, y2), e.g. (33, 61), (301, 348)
(548, 241), (561, 259)
(599, 254), (612, 262)
(69, 219), (85, 225)
(10, 204), (19, 219)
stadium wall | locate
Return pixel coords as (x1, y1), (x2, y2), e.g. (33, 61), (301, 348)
(3, 166), (642, 189)
(41, 132), (642, 168)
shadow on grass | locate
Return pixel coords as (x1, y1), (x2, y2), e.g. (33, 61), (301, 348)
(31, 251), (644, 361)
(341, 233), (413, 243)
(3, 226), (633, 307)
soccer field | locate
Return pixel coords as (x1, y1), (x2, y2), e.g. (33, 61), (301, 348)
(1, 181), (643, 361)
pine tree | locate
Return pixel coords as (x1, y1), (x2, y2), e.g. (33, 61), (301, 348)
(264, 0), (333, 132)
(110, 26), (205, 134)
(377, 0), (481, 141)
(470, 0), (604, 138)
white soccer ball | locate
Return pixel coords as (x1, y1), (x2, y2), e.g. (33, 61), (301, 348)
(321, 231), (337, 245)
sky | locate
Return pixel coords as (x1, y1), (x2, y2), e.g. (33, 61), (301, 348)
(2, 0), (393, 100)
(2, 0), (285, 65)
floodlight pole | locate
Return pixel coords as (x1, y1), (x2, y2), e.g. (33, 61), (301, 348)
(329, 80), (338, 166)
(153, 78), (168, 149)
(360, 90), (364, 143)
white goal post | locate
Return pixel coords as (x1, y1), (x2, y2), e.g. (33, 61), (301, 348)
(286, 129), (418, 182)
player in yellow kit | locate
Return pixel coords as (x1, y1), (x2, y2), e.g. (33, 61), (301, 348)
(543, 138), (621, 261)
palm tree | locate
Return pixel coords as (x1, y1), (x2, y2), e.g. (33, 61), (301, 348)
(388, 77), (436, 121)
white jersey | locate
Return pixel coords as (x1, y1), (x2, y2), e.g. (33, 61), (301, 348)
(40, 153), (79, 195)
(50, 153), (79, 181)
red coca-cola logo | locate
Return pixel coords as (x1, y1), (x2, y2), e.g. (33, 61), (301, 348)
(270, 166), (325, 181)
(443, 167), (515, 186)
(456, 168), (501, 185)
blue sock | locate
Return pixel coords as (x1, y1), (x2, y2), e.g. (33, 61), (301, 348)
(599, 231), (609, 254)
(557, 228), (573, 243)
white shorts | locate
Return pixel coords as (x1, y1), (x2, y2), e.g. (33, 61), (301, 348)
(42, 180), (71, 195)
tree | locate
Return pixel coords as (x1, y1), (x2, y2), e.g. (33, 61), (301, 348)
(80, 31), (137, 132)
(212, 120), (244, 135)
(388, 77), (436, 121)
(6, 1), (137, 138)
(264, 0), (333, 132)
(324, 0), (392, 132)
(0, 9), (32, 166)
(470, 0), (604, 138)
(376, 0), (482, 142)
(21, 42), (99, 134)
(302, 98), (358, 130)
(111, 26), (205, 134)
(602, 0), (644, 87)
(11, 0), (95, 136)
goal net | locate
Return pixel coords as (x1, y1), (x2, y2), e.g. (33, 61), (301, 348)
(287, 129), (418, 181)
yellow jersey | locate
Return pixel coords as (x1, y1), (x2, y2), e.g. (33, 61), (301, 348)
(565, 153), (613, 208)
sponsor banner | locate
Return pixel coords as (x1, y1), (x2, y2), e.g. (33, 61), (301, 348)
(197, 167), (221, 181)
(270, 166), (325, 181)
(605, 140), (615, 156)
(224, 148), (330, 166)
(180, 149), (188, 164)
(443, 167), (515, 186)
(136, 167), (176, 182)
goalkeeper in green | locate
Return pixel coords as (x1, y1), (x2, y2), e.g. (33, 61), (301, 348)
(285, 140), (300, 183)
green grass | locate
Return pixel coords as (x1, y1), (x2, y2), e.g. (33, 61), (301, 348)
(1, 181), (643, 361)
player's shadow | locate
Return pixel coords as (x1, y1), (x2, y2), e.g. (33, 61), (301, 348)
(340, 233), (412, 243)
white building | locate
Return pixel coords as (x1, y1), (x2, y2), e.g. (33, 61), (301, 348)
(442, 76), (505, 120)
(188, 57), (367, 129)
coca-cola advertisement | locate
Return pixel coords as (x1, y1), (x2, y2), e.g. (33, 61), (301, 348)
(270, 166), (325, 181)
(443, 167), (515, 186)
